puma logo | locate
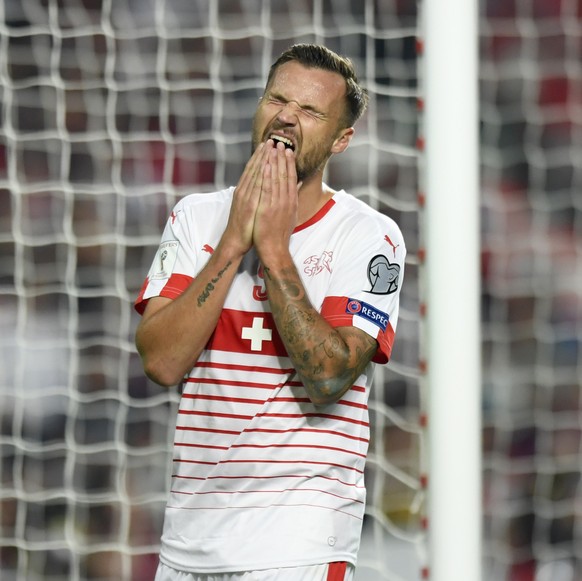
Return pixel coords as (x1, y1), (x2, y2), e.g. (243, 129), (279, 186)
(384, 235), (400, 258)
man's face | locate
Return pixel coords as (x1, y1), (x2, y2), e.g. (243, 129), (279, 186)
(251, 61), (350, 182)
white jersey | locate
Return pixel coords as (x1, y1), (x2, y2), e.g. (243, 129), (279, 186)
(135, 187), (406, 573)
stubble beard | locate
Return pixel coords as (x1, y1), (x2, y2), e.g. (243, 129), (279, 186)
(250, 127), (332, 184)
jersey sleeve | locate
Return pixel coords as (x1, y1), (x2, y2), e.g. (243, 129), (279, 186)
(134, 200), (198, 315)
(320, 215), (406, 363)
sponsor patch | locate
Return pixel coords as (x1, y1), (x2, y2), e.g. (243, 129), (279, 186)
(151, 240), (179, 280)
(346, 298), (389, 332)
(366, 254), (400, 295)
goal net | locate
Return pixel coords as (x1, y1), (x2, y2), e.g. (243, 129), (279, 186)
(481, 2), (581, 580)
(0, 2), (424, 581)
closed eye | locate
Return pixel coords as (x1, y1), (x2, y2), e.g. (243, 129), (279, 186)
(300, 105), (325, 120)
(266, 94), (325, 120)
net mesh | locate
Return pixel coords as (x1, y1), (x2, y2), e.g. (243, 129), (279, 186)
(481, 1), (582, 580)
(0, 1), (423, 580)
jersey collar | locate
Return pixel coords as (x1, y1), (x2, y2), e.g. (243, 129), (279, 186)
(293, 197), (336, 233)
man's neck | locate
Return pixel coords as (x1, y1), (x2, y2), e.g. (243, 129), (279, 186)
(297, 180), (335, 225)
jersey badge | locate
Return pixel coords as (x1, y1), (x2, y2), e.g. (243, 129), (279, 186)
(303, 251), (333, 276)
(366, 254), (400, 295)
(151, 240), (179, 280)
(346, 299), (389, 331)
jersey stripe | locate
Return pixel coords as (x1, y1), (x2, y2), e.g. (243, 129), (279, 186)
(327, 562), (348, 581)
(242, 427), (369, 444)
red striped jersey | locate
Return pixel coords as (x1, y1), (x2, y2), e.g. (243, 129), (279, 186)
(135, 187), (406, 573)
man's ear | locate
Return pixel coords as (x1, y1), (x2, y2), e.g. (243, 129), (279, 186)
(331, 127), (355, 154)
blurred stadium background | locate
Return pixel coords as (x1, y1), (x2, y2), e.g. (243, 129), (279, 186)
(0, 1), (580, 580)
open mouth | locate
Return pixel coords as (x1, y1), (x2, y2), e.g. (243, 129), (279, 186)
(270, 134), (295, 151)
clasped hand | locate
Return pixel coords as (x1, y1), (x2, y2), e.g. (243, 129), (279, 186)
(224, 139), (300, 263)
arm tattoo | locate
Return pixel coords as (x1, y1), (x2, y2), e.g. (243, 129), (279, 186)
(263, 265), (326, 360)
(263, 266), (304, 299)
(263, 264), (376, 403)
(197, 260), (232, 307)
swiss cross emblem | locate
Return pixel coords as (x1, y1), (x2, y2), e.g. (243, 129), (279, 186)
(241, 317), (272, 351)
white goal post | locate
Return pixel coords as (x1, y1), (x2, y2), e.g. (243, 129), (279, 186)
(421, 0), (481, 580)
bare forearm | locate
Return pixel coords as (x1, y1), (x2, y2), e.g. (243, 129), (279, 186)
(262, 260), (374, 405)
(136, 246), (241, 386)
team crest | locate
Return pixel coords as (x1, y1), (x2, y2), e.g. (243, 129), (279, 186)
(304, 251), (333, 276)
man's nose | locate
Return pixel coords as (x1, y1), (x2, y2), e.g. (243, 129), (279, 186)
(276, 101), (301, 124)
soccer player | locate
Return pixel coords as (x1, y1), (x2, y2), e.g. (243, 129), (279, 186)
(135, 43), (406, 581)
